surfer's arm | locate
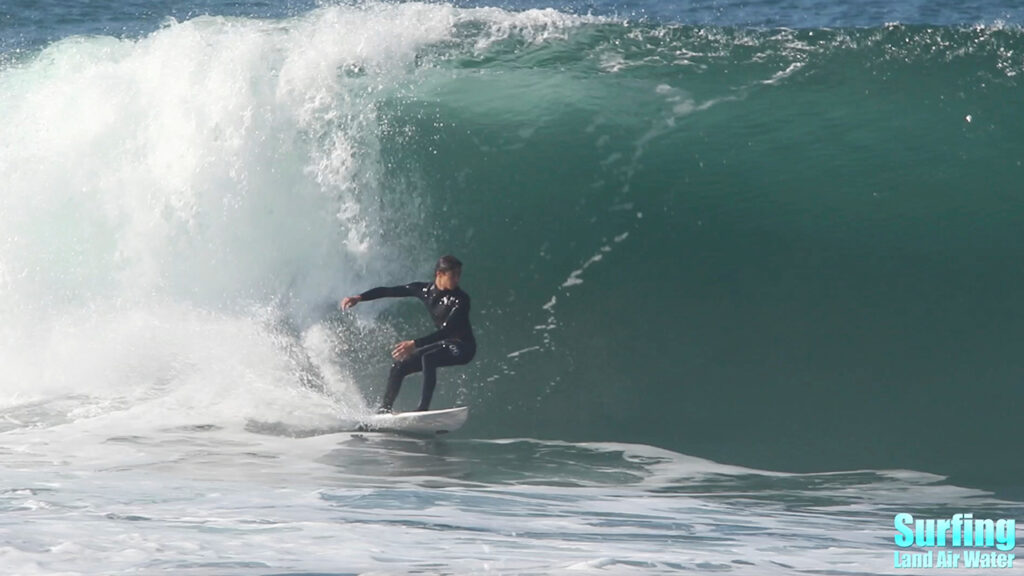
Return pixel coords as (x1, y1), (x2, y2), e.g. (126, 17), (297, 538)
(340, 283), (424, 310)
(414, 297), (470, 348)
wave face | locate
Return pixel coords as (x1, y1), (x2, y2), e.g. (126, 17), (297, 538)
(1, 3), (1023, 487)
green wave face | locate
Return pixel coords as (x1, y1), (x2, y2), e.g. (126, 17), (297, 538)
(383, 21), (1024, 483)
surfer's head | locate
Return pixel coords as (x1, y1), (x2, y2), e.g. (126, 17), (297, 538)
(435, 255), (462, 290)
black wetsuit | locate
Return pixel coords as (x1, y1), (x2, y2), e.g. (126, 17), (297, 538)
(359, 282), (476, 412)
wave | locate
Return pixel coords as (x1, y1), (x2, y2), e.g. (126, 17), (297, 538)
(1, 3), (1022, 487)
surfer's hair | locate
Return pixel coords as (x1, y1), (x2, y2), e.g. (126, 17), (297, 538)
(436, 255), (463, 274)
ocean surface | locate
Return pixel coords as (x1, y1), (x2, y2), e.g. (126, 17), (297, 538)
(2, 0), (1023, 574)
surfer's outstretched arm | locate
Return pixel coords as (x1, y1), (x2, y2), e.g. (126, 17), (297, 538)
(339, 282), (427, 310)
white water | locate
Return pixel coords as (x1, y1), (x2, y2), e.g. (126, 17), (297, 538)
(0, 1), (604, 427)
(3, 425), (1019, 575)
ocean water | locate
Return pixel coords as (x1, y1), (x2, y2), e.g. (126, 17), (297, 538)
(2, 0), (1023, 574)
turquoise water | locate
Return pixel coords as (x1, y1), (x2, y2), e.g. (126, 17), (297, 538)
(329, 17), (1024, 487)
(396, 22), (1024, 487)
(1, 1), (1022, 573)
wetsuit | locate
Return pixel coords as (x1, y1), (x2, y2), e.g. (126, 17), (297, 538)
(359, 282), (476, 412)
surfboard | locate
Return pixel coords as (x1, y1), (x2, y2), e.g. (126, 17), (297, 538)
(357, 406), (469, 435)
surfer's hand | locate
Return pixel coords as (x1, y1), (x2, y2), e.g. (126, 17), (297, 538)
(340, 295), (361, 310)
(392, 340), (416, 361)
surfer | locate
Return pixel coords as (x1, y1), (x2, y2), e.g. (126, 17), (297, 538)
(340, 255), (476, 413)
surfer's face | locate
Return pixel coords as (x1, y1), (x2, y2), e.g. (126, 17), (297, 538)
(435, 268), (461, 290)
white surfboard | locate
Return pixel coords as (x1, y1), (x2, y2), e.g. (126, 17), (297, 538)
(358, 406), (469, 435)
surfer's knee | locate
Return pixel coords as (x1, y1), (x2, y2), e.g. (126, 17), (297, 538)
(390, 358), (417, 377)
